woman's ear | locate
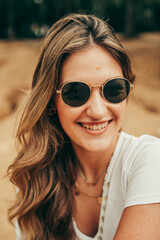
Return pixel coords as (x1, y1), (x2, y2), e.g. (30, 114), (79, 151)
(48, 99), (57, 115)
(49, 108), (56, 115)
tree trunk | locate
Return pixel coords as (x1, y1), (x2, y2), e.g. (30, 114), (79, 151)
(123, 0), (136, 38)
(6, 0), (16, 39)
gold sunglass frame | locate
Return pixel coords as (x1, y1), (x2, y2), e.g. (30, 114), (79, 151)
(56, 77), (134, 106)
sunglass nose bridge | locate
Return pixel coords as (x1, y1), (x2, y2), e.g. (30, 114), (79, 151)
(89, 84), (103, 94)
(90, 84), (103, 88)
(89, 85), (103, 92)
(89, 84), (104, 99)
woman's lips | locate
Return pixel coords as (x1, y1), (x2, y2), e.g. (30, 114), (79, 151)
(78, 120), (112, 135)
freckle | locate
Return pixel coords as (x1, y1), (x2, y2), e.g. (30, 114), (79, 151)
(96, 66), (102, 71)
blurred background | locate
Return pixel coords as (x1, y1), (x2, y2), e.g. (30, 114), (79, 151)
(0, 0), (160, 39)
(0, 0), (160, 239)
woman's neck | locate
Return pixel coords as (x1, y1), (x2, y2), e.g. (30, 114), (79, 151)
(72, 139), (117, 181)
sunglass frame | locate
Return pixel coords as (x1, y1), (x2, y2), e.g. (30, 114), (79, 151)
(55, 77), (134, 107)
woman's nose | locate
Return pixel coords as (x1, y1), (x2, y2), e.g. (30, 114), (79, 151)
(86, 89), (108, 119)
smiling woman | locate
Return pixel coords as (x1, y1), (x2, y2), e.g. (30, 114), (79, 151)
(7, 13), (160, 240)
(54, 46), (127, 154)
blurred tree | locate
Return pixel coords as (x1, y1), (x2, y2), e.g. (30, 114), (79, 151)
(101, 0), (125, 32)
(39, 0), (47, 25)
(0, 0), (159, 39)
(92, 0), (108, 18)
(6, 0), (16, 39)
(123, 0), (137, 37)
(137, 0), (160, 32)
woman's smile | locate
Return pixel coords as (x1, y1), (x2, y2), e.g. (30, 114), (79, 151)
(77, 120), (113, 136)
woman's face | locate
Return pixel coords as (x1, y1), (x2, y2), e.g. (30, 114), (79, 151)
(54, 45), (127, 154)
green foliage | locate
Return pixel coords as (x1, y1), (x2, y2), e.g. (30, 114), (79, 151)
(0, 0), (159, 38)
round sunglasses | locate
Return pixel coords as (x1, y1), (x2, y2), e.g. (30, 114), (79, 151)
(56, 77), (134, 107)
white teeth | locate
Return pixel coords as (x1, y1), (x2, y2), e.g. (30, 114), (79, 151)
(98, 124), (101, 130)
(81, 122), (108, 130)
(93, 125), (98, 130)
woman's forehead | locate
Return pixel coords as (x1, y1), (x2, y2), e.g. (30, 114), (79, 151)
(59, 45), (123, 85)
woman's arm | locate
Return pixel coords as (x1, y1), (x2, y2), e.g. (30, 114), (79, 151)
(114, 203), (160, 240)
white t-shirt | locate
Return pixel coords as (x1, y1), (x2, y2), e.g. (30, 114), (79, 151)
(74, 131), (160, 240)
(16, 132), (160, 240)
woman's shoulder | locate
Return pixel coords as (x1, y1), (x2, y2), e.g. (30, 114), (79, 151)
(117, 132), (160, 178)
(116, 131), (160, 172)
(120, 131), (160, 153)
(107, 132), (160, 182)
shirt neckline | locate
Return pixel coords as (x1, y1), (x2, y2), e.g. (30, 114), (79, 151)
(73, 132), (123, 239)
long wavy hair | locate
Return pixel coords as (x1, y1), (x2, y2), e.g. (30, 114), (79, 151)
(8, 13), (135, 240)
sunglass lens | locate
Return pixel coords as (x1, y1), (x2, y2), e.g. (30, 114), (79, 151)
(62, 82), (90, 107)
(103, 78), (130, 103)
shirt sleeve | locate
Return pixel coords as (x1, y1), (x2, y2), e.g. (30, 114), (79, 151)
(124, 140), (160, 208)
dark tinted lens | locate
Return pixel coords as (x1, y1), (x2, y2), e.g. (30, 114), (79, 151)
(103, 78), (130, 103)
(62, 82), (90, 107)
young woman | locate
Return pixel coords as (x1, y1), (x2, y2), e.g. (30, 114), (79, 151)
(8, 13), (160, 240)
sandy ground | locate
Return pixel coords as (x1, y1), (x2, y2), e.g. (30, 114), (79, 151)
(0, 33), (160, 240)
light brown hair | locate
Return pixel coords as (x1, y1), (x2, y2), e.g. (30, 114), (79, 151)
(8, 13), (135, 240)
